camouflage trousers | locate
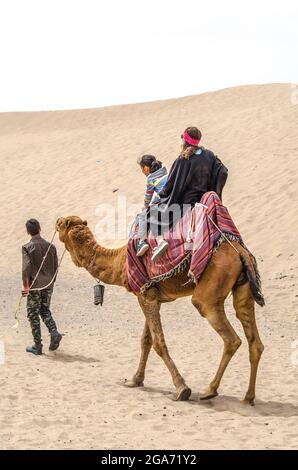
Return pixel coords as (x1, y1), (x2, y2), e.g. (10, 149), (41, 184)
(27, 288), (57, 345)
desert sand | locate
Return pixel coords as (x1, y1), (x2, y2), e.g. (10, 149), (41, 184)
(0, 83), (297, 450)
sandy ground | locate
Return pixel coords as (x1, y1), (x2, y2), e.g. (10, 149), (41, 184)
(0, 83), (297, 449)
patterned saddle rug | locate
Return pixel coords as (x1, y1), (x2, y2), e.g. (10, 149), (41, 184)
(127, 191), (242, 293)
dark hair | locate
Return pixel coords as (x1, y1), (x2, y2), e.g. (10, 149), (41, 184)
(26, 218), (41, 236)
(183, 126), (202, 142)
(180, 126), (202, 159)
(138, 154), (162, 173)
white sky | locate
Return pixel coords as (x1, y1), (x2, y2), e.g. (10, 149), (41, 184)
(0, 0), (297, 111)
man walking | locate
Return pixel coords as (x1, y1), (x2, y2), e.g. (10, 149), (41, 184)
(22, 219), (62, 355)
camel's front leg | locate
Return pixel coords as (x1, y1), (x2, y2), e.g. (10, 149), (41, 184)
(138, 288), (191, 401)
(125, 321), (152, 388)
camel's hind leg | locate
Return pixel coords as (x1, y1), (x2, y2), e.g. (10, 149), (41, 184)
(233, 282), (264, 405)
(138, 288), (191, 401)
(125, 321), (152, 388)
(192, 295), (242, 400)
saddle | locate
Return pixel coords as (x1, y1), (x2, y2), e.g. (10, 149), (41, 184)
(127, 192), (242, 293)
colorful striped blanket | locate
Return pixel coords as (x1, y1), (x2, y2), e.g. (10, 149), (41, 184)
(127, 191), (242, 293)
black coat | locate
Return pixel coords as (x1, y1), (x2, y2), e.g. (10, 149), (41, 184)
(147, 148), (228, 236)
(22, 235), (58, 289)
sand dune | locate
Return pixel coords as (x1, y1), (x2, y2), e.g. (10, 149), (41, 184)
(0, 83), (297, 449)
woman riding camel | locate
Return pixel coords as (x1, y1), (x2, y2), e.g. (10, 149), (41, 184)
(146, 126), (228, 261)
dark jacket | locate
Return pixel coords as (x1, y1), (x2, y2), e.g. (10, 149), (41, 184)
(22, 235), (58, 289)
(159, 147), (227, 205)
(147, 147), (228, 235)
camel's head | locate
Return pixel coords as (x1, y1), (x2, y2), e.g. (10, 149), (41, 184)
(56, 216), (88, 242)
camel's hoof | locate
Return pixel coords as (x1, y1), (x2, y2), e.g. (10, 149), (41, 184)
(124, 379), (144, 388)
(175, 386), (192, 401)
(242, 398), (255, 406)
(199, 389), (218, 401)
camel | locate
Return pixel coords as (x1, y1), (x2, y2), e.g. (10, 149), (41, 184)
(56, 215), (265, 405)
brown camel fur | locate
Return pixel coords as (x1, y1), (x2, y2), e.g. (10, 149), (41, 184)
(56, 215), (265, 405)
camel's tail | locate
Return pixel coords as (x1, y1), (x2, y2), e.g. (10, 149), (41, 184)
(238, 250), (265, 307)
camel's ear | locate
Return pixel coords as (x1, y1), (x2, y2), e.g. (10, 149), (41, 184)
(65, 219), (71, 229)
(82, 220), (88, 226)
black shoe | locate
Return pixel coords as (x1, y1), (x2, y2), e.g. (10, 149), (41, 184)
(26, 344), (42, 355)
(49, 331), (62, 351)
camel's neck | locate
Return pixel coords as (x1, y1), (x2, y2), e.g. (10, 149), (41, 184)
(66, 231), (128, 288)
(92, 244), (128, 288)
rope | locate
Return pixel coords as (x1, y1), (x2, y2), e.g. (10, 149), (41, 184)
(28, 231), (57, 291)
(194, 202), (240, 255)
(12, 296), (23, 330)
(29, 248), (66, 292)
(206, 214), (240, 255)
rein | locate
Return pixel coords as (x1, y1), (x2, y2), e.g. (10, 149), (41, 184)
(197, 203), (240, 255)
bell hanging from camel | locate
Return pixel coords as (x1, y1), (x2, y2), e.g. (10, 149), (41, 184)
(94, 282), (105, 306)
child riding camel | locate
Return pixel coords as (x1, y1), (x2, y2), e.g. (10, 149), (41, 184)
(136, 155), (168, 258)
